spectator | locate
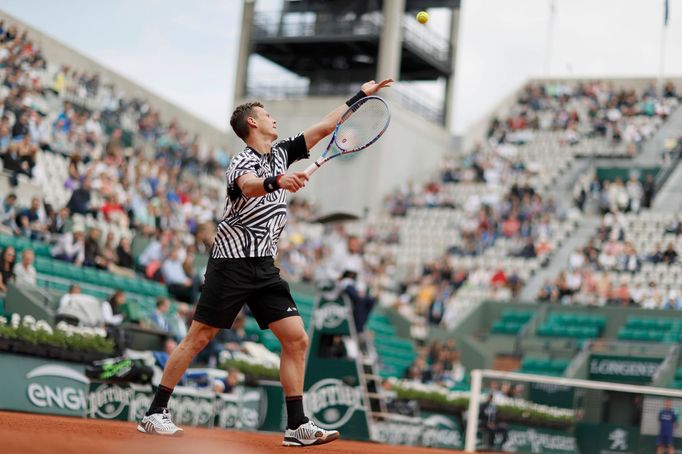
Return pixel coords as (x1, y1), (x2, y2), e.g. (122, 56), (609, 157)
(115, 236), (135, 270)
(49, 207), (70, 235)
(0, 246), (16, 292)
(161, 246), (200, 304)
(643, 175), (656, 208)
(626, 175), (643, 213)
(662, 243), (678, 265)
(169, 302), (190, 341)
(66, 177), (95, 216)
(479, 393), (508, 450)
(13, 248), (36, 287)
(517, 237), (537, 258)
(52, 226), (86, 265)
(15, 197), (48, 241)
(0, 193), (17, 232)
(149, 297), (171, 332)
(84, 227), (107, 269)
(57, 284), (104, 327)
(138, 230), (173, 271)
(650, 243), (665, 264)
(101, 290), (125, 326)
(199, 313), (258, 367)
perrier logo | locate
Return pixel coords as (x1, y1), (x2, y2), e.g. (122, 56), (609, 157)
(305, 378), (365, 429)
(314, 303), (347, 330)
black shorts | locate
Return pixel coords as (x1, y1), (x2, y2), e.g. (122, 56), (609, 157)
(193, 256), (299, 330)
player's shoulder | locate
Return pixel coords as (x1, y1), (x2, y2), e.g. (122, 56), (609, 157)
(230, 148), (259, 166)
(273, 132), (304, 149)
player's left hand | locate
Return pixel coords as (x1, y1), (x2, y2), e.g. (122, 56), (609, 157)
(361, 78), (393, 95)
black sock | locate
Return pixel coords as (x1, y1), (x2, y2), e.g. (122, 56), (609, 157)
(146, 384), (174, 416)
(285, 395), (308, 429)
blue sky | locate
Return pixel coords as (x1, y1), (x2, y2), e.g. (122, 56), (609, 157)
(1, 0), (681, 135)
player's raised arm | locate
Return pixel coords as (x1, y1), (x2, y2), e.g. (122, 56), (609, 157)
(236, 172), (309, 198)
(303, 78), (393, 150)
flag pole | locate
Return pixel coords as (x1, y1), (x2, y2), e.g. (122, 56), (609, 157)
(658, 0), (669, 95)
(544, 0), (556, 77)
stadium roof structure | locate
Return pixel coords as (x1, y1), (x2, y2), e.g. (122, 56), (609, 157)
(236, 0), (461, 126)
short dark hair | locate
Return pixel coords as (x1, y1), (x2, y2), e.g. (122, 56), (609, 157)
(156, 297), (169, 309)
(230, 101), (263, 140)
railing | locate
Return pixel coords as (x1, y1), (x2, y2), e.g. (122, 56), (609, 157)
(252, 11), (451, 65)
(652, 344), (680, 386)
(246, 81), (445, 125)
(253, 10), (382, 39)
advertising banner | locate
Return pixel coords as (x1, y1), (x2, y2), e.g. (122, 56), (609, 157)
(304, 296), (370, 441)
(502, 425), (577, 454)
(0, 353), (88, 417)
(588, 355), (662, 383)
(575, 422), (639, 454)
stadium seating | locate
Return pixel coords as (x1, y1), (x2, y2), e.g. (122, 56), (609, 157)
(618, 316), (682, 342)
(550, 210), (682, 306)
(518, 356), (570, 376)
(491, 309), (534, 335)
(537, 312), (606, 339)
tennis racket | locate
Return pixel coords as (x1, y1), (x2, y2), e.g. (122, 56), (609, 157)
(304, 96), (390, 177)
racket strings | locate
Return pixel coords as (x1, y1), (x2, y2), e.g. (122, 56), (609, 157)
(335, 98), (390, 152)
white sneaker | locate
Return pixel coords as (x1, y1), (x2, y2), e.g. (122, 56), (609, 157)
(137, 408), (184, 436)
(283, 420), (340, 447)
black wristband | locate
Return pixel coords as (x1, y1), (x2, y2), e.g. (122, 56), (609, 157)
(345, 90), (367, 107)
(264, 176), (280, 193)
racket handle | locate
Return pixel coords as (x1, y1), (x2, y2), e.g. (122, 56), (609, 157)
(304, 160), (322, 177)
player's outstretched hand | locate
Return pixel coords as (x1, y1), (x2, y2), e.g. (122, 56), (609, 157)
(361, 78), (394, 96)
(279, 172), (309, 192)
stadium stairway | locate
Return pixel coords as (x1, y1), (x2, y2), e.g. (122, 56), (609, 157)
(637, 102), (682, 166)
(520, 216), (601, 300)
(653, 154), (682, 213)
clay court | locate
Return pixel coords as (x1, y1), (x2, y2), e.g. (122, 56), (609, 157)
(0, 411), (470, 454)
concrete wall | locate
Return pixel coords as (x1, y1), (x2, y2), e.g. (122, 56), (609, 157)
(0, 9), (232, 148)
(249, 93), (455, 216)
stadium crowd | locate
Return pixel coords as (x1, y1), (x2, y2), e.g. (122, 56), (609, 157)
(539, 211), (682, 308)
(0, 20), (226, 313)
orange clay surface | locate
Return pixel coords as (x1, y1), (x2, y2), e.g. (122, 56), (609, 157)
(0, 411), (474, 454)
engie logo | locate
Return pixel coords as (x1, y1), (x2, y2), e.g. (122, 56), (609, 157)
(305, 378), (364, 429)
(314, 303), (346, 330)
(26, 365), (89, 412)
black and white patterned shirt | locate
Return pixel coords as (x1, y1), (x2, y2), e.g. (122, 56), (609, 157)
(212, 133), (309, 258)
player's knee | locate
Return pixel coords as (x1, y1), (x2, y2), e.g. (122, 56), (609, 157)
(186, 327), (214, 353)
(290, 332), (308, 354)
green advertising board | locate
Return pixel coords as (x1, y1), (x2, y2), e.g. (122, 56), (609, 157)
(88, 382), (133, 421)
(0, 353), (88, 417)
(371, 418), (423, 446)
(588, 355), (662, 383)
(215, 392), (240, 429)
(421, 411), (464, 449)
(303, 296), (370, 441)
(529, 383), (575, 409)
(502, 425), (577, 453)
(258, 380), (285, 432)
(576, 422), (639, 454)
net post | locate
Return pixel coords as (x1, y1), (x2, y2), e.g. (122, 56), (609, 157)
(465, 368), (483, 452)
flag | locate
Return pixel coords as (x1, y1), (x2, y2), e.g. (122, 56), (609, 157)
(664, 0), (670, 27)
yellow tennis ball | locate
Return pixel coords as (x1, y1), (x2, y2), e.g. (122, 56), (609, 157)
(416, 11), (429, 24)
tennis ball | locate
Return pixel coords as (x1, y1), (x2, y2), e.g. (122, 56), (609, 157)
(416, 11), (429, 24)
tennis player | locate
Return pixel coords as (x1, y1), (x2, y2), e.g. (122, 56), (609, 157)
(137, 78), (392, 446)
